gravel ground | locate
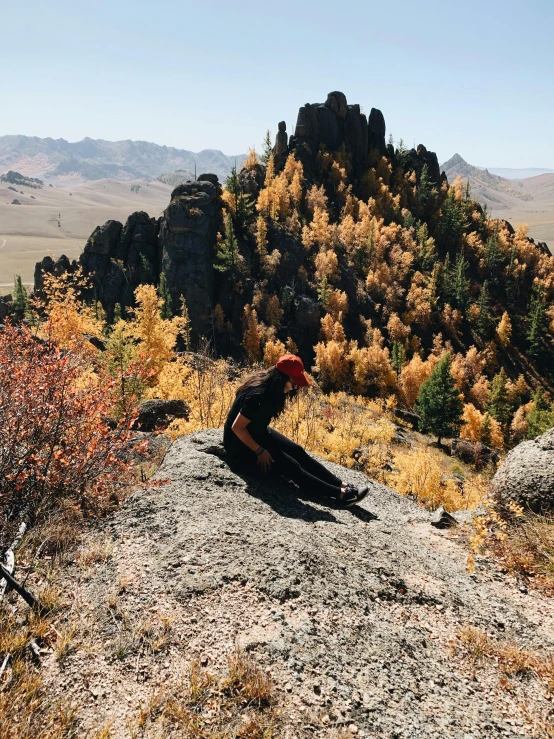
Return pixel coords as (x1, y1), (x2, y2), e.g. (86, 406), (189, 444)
(40, 429), (554, 738)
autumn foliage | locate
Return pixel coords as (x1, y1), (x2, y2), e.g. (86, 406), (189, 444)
(0, 322), (139, 550)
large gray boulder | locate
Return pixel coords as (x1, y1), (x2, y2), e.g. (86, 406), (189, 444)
(492, 427), (554, 512)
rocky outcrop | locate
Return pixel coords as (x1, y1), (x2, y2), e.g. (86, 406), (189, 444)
(492, 427), (554, 512)
(274, 121), (288, 156)
(0, 170), (43, 189)
(405, 143), (442, 187)
(451, 438), (500, 469)
(34, 176), (222, 329)
(289, 91), (372, 178)
(158, 178), (222, 339)
(281, 90), (442, 186)
(77, 213), (159, 319)
(133, 399), (190, 431)
(66, 428), (552, 738)
(34, 254), (76, 294)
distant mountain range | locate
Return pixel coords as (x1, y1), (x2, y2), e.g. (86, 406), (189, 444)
(440, 154), (534, 204)
(440, 153), (554, 248)
(0, 135), (246, 184)
(479, 166), (554, 180)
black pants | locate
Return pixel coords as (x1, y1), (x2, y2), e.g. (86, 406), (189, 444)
(227, 427), (343, 500)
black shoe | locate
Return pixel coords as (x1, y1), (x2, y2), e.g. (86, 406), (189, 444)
(340, 484), (369, 508)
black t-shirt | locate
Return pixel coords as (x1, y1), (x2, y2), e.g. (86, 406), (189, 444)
(223, 389), (274, 456)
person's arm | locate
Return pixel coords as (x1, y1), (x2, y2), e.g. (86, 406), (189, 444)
(231, 413), (273, 471)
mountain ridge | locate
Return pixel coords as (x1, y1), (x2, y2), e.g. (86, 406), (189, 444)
(0, 134), (246, 184)
(440, 153), (534, 203)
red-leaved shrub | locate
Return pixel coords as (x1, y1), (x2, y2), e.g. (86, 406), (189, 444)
(0, 322), (139, 551)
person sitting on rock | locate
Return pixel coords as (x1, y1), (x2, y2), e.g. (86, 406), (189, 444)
(224, 354), (369, 507)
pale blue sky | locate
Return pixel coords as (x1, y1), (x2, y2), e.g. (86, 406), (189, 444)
(2, 0), (553, 167)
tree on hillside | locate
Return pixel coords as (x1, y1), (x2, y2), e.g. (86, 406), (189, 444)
(484, 227), (503, 288)
(225, 165), (254, 228)
(158, 272), (172, 319)
(261, 130), (273, 165)
(415, 352), (464, 446)
(445, 250), (471, 312)
(13, 275), (28, 319)
(526, 288), (547, 358)
(487, 368), (512, 428)
(215, 215), (239, 274)
(415, 164), (436, 219)
(496, 311), (512, 347)
(526, 388), (554, 438)
(475, 280), (492, 338)
(391, 341), (406, 378)
(437, 191), (468, 251)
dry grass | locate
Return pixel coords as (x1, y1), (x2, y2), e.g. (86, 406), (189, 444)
(0, 604), (79, 739)
(132, 647), (279, 737)
(453, 626), (554, 737)
(75, 537), (115, 567)
(490, 512), (554, 594)
(453, 625), (554, 691)
(469, 506), (554, 593)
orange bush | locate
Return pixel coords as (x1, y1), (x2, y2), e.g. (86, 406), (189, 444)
(0, 322), (140, 550)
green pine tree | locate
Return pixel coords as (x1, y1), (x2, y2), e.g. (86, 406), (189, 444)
(487, 368), (512, 427)
(525, 388), (554, 438)
(13, 275), (28, 319)
(475, 280), (492, 338)
(215, 214), (239, 273)
(446, 250), (470, 311)
(504, 245), (519, 307)
(225, 165), (254, 227)
(483, 227), (503, 288)
(416, 222), (437, 271)
(180, 295), (191, 350)
(437, 191), (469, 251)
(391, 341), (406, 378)
(480, 413), (492, 446)
(261, 130), (273, 165)
(354, 222), (375, 275)
(316, 277), (331, 309)
(415, 353), (464, 445)
(415, 164), (435, 218)
(113, 303), (122, 322)
(526, 288), (547, 358)
(158, 272), (172, 319)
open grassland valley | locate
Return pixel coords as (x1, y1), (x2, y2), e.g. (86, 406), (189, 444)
(1, 91), (554, 738)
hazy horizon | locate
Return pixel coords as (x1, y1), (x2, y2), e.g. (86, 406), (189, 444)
(2, 0), (553, 168)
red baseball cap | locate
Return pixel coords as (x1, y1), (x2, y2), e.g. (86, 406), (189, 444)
(275, 354), (310, 387)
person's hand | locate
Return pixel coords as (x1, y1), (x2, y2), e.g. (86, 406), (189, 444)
(257, 449), (273, 472)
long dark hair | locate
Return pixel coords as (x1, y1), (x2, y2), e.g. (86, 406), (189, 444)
(235, 367), (295, 420)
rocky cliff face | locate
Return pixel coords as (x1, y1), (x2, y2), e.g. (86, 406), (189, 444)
(159, 177), (222, 338)
(276, 91), (441, 186)
(35, 175), (222, 334)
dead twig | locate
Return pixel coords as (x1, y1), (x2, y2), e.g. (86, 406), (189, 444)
(0, 521), (28, 600)
(0, 563), (46, 615)
(0, 654), (11, 681)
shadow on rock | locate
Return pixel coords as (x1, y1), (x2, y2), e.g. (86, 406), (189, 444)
(229, 464), (343, 524)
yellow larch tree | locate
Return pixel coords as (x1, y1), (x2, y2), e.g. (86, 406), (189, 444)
(40, 268), (105, 354)
(496, 311), (512, 347)
(263, 339), (286, 367)
(265, 295), (284, 327)
(314, 249), (339, 283)
(242, 304), (262, 363)
(124, 284), (186, 376)
(243, 147), (259, 170)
